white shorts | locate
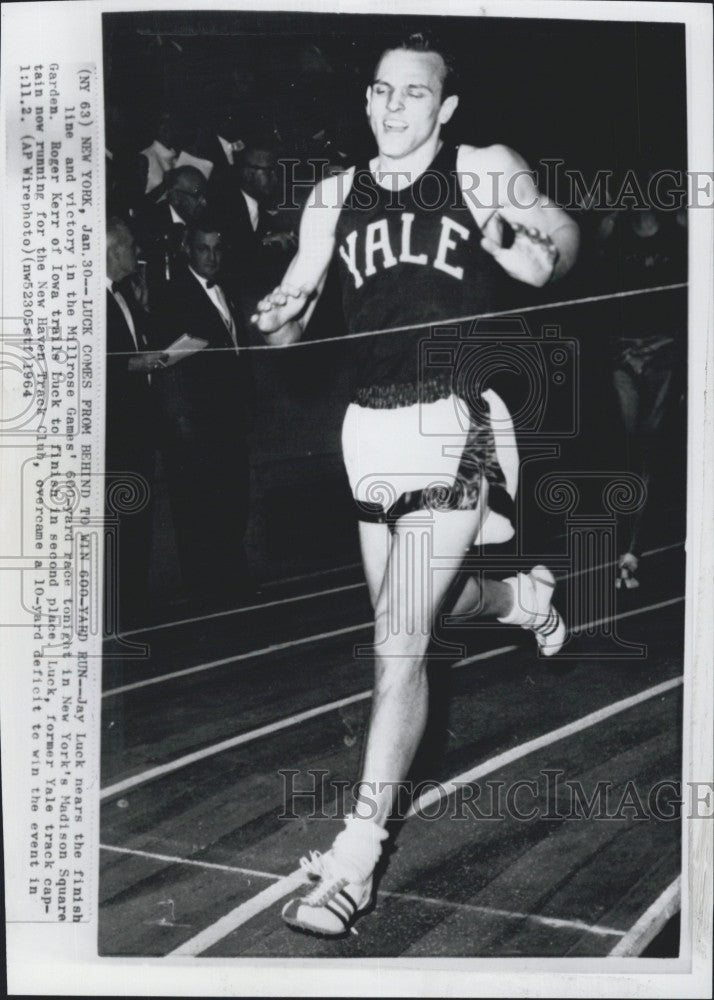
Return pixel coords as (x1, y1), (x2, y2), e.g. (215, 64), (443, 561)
(341, 389), (518, 545)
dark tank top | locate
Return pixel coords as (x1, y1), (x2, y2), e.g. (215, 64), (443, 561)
(335, 143), (511, 405)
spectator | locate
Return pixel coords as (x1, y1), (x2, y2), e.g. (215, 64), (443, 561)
(135, 165), (209, 298)
(105, 217), (167, 627)
(599, 206), (687, 587)
(140, 108), (179, 193)
(153, 217), (253, 607)
(223, 141), (296, 311)
(201, 103), (246, 181)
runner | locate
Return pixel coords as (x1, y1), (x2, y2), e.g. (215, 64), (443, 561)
(252, 32), (579, 937)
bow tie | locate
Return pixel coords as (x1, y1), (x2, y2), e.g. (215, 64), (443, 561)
(206, 280), (218, 289)
(111, 281), (121, 294)
(231, 139), (244, 154)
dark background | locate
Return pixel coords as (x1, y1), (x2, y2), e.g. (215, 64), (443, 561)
(102, 11), (688, 602)
(104, 11), (687, 176)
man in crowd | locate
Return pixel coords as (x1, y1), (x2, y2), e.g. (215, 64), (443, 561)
(154, 215), (252, 607)
(201, 102), (246, 202)
(135, 165), (209, 298)
(252, 32), (578, 937)
(221, 140), (296, 312)
(140, 108), (179, 193)
(105, 217), (167, 627)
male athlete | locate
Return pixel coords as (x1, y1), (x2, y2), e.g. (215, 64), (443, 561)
(252, 33), (579, 936)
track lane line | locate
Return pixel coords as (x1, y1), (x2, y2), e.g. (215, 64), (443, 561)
(118, 581), (365, 638)
(101, 595), (684, 800)
(105, 542), (684, 695)
(103, 621), (370, 698)
(165, 673), (679, 956)
(261, 562), (363, 588)
(168, 870), (307, 956)
(406, 675), (683, 817)
(608, 875), (681, 956)
(378, 889), (625, 938)
(100, 843), (280, 881)
(99, 843), (625, 941)
(100, 688), (373, 800)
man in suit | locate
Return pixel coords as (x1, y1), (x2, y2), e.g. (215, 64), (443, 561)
(220, 141), (297, 314)
(154, 216), (252, 606)
(135, 166), (209, 303)
(140, 109), (179, 194)
(105, 217), (167, 628)
(200, 103), (245, 204)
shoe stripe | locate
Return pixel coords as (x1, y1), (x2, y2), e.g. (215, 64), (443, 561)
(324, 901), (351, 929)
(328, 895), (353, 920)
(338, 889), (358, 913)
(534, 610), (561, 636)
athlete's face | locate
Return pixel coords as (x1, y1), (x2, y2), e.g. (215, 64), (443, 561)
(366, 49), (458, 160)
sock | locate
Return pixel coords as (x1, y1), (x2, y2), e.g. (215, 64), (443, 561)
(497, 573), (533, 626)
(329, 814), (389, 883)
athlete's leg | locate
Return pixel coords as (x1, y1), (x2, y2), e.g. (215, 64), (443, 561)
(449, 558), (513, 618)
(358, 520), (392, 610)
(281, 496), (488, 937)
(355, 497), (489, 827)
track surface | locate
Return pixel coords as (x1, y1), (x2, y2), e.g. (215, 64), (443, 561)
(99, 544), (684, 957)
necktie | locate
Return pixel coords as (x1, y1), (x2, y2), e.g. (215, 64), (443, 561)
(211, 284), (237, 347)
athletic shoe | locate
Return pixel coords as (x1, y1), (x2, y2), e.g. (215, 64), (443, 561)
(499, 565), (566, 656)
(281, 848), (373, 937)
(527, 566), (567, 655)
(615, 553), (640, 590)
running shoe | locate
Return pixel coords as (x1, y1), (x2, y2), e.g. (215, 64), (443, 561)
(500, 565), (566, 656)
(281, 849), (373, 937)
(526, 566), (567, 655)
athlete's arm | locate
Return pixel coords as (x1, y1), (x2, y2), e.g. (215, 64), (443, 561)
(251, 169), (354, 344)
(458, 144), (579, 286)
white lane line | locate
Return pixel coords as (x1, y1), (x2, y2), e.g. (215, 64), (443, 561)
(115, 540), (683, 639)
(165, 677), (679, 956)
(169, 869), (307, 956)
(106, 542), (684, 695)
(261, 562), (362, 588)
(379, 889), (625, 938)
(100, 843), (624, 941)
(100, 688), (372, 801)
(407, 675), (683, 817)
(100, 843), (279, 882)
(101, 596), (685, 801)
(608, 875), (681, 956)
(118, 582), (364, 638)
(103, 621), (370, 698)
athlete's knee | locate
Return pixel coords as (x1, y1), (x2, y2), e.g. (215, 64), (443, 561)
(373, 606), (431, 664)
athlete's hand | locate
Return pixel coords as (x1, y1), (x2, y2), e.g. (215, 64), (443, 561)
(481, 221), (559, 287)
(250, 283), (312, 333)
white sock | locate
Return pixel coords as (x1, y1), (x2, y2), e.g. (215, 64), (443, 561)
(497, 573), (533, 626)
(330, 814), (389, 883)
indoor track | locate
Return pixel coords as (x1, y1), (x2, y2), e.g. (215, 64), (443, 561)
(98, 541), (684, 958)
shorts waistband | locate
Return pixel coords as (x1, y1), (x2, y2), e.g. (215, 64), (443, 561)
(351, 373), (453, 409)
